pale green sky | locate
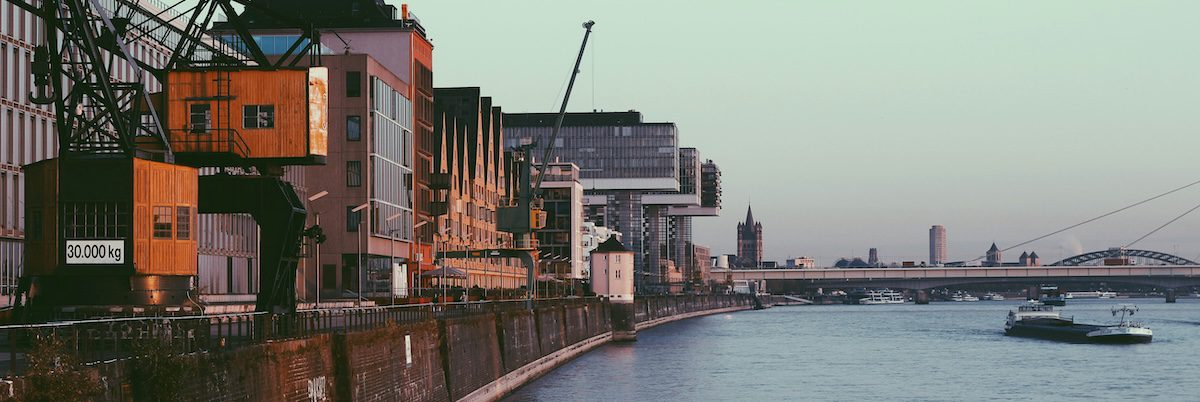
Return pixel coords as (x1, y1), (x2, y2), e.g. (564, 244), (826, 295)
(409, 0), (1200, 264)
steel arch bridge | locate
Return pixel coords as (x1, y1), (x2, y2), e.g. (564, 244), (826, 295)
(1048, 249), (1198, 266)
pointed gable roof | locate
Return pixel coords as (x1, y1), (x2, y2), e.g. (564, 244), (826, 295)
(988, 243), (1000, 252)
(595, 237), (630, 253)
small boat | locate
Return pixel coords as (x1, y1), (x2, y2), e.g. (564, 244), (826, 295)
(859, 290), (902, 306)
(1098, 291), (1117, 299)
(1039, 286), (1067, 306)
(982, 292), (1005, 301)
(950, 291), (979, 302)
(1004, 302), (1152, 344)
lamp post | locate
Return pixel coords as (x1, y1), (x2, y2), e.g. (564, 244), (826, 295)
(307, 191), (329, 306)
(352, 202), (370, 304)
(386, 212), (407, 306)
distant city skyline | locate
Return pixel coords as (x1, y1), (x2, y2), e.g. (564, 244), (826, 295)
(413, 0), (1200, 263)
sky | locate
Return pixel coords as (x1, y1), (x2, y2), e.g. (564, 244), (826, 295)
(407, 0), (1200, 265)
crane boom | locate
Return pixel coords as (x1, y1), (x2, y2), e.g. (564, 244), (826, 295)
(532, 20), (595, 194)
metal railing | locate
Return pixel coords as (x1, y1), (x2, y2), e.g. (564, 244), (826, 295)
(0, 297), (604, 377)
(169, 128), (251, 158)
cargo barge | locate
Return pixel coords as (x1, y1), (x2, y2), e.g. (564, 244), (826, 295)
(1004, 302), (1151, 344)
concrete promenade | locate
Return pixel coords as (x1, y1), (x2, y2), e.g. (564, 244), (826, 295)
(6, 295), (755, 401)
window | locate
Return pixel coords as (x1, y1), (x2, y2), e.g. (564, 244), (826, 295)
(347, 116), (361, 141)
(346, 206), (361, 232)
(62, 202), (127, 239)
(189, 104), (210, 133)
(346, 71), (361, 97)
(322, 264), (336, 289)
(153, 206), (173, 239)
(242, 105), (274, 129)
(176, 206), (191, 240)
(346, 160), (362, 187)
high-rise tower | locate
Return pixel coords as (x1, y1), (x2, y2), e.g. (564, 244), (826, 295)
(929, 225), (947, 265)
(736, 205), (764, 267)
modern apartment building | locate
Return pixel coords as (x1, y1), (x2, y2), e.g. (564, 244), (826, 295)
(534, 162), (585, 281)
(230, 0), (433, 301)
(503, 111), (721, 294)
(431, 87), (523, 288)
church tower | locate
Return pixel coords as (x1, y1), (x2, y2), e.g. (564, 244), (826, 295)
(736, 205), (764, 267)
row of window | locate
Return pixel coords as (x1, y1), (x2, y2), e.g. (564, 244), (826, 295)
(152, 206), (193, 240)
(187, 104), (275, 133)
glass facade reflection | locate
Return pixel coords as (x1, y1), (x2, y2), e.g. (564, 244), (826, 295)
(371, 77), (414, 241)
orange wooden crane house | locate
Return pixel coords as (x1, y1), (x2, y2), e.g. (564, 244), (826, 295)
(17, 0), (328, 319)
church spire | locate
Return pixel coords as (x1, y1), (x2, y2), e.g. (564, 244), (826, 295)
(745, 204), (755, 227)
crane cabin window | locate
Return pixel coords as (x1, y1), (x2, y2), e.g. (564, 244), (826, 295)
(189, 104), (211, 133)
(153, 206), (173, 239)
(242, 105), (274, 129)
(176, 206), (192, 240)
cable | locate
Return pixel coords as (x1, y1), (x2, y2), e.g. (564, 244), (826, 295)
(963, 177), (1200, 262)
(1124, 199), (1200, 248)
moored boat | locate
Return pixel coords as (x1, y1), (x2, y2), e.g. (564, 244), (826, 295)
(859, 289), (906, 304)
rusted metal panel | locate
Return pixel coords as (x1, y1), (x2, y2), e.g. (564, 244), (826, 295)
(307, 67), (329, 157)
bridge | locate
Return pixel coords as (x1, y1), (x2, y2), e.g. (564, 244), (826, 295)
(716, 265), (1200, 291)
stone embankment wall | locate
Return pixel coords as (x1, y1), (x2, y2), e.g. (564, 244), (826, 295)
(11, 295), (752, 401)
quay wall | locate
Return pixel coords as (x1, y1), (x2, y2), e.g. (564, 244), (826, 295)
(10, 295), (753, 402)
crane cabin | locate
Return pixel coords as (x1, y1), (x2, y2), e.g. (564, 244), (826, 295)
(165, 67), (329, 166)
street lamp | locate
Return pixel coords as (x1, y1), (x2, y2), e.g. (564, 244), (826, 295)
(352, 202), (370, 304)
(307, 191), (328, 306)
(386, 212), (405, 306)
(412, 219), (430, 304)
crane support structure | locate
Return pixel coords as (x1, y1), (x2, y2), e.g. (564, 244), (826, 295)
(16, 0), (326, 320)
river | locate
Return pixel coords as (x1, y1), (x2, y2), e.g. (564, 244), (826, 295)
(504, 299), (1200, 401)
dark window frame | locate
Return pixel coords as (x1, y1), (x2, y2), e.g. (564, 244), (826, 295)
(347, 115), (362, 141)
(346, 71), (362, 98)
(346, 160), (362, 187)
(189, 103), (211, 133)
(175, 206), (192, 240)
(346, 206), (361, 232)
(152, 206), (173, 239)
(242, 104), (275, 129)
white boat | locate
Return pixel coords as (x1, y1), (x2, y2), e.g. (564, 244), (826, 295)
(1098, 291), (1117, 299)
(860, 289), (906, 304)
(951, 291), (979, 302)
(983, 292), (1005, 301)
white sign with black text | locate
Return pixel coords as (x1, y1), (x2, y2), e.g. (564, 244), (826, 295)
(65, 240), (125, 264)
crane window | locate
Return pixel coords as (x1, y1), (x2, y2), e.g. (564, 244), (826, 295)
(176, 206), (192, 240)
(189, 104), (211, 133)
(153, 206), (173, 239)
(243, 105), (275, 129)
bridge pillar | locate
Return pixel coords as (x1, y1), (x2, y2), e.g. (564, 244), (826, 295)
(1165, 289), (1177, 303)
(1027, 285), (1041, 301)
(914, 290), (929, 305)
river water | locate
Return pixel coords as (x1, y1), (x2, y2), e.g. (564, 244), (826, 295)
(505, 299), (1200, 401)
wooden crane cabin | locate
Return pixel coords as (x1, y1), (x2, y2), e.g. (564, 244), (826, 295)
(165, 67), (329, 166)
(23, 156), (199, 309)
